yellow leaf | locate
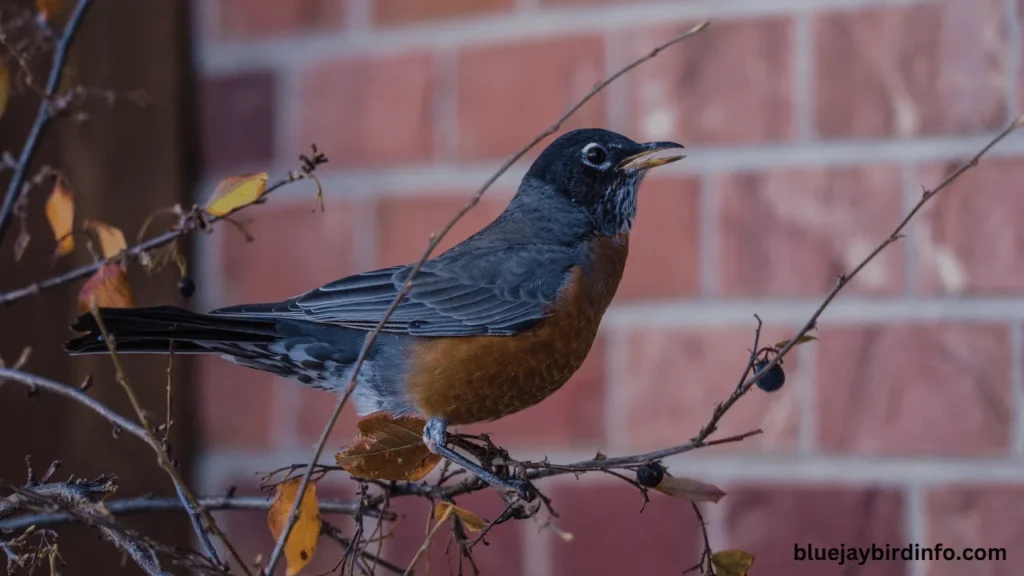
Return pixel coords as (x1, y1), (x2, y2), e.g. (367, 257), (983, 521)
(0, 58), (10, 121)
(335, 413), (442, 482)
(653, 476), (727, 504)
(711, 549), (755, 576)
(205, 172), (268, 217)
(35, 0), (61, 21)
(46, 177), (75, 257)
(267, 477), (322, 576)
(434, 502), (487, 532)
(84, 220), (127, 259)
(77, 263), (135, 315)
(774, 334), (817, 350)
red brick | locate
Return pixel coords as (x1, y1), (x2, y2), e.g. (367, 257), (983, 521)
(914, 158), (1024, 295)
(457, 36), (605, 160)
(542, 0), (628, 4)
(216, 0), (344, 39)
(374, 0), (513, 26)
(300, 53), (435, 168)
(725, 485), (906, 576)
(201, 71), (276, 173)
(626, 19), (794, 145)
(547, 479), (702, 574)
(816, 323), (1012, 455)
(460, 335), (607, 449)
(617, 176), (700, 300)
(619, 325), (803, 452)
(374, 193), (509, 267)
(925, 485), (1023, 576)
(717, 165), (904, 297)
(219, 200), (356, 305)
(814, 1), (1006, 139)
(197, 355), (275, 450)
(385, 490), (523, 576)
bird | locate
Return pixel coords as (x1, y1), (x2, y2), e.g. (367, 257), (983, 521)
(65, 128), (684, 495)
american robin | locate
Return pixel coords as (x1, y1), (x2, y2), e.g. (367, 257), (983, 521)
(65, 128), (684, 495)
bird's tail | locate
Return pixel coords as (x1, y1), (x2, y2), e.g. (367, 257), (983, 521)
(64, 305), (280, 355)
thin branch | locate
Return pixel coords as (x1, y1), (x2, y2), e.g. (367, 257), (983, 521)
(261, 20), (712, 575)
(87, 307), (241, 572)
(0, 494), (375, 532)
(321, 520), (404, 575)
(0, 166), (320, 307)
(0, 0), (94, 245)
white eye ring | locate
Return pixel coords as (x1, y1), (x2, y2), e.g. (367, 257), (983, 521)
(581, 142), (609, 168)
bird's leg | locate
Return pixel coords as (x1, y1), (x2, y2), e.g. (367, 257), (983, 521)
(422, 417), (529, 498)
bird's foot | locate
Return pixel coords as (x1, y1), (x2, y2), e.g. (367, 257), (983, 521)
(423, 417), (532, 500)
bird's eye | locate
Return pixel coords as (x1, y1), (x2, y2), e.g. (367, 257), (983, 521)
(582, 143), (607, 167)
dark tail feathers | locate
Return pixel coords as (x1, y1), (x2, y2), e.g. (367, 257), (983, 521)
(64, 305), (279, 355)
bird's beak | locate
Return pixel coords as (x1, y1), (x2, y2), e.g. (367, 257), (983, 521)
(616, 141), (686, 172)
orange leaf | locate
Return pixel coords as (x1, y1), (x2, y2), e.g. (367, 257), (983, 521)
(267, 477), (321, 576)
(77, 263), (135, 315)
(0, 58), (10, 121)
(84, 219), (128, 259)
(45, 177), (75, 257)
(205, 172), (268, 217)
(653, 475), (726, 504)
(711, 549), (755, 576)
(35, 0), (61, 21)
(434, 502), (486, 532)
(335, 413), (441, 482)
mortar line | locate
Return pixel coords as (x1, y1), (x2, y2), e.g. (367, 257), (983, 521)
(901, 163), (920, 297)
(1004, 0), (1021, 123)
(698, 172), (719, 298)
(1011, 321), (1024, 456)
(796, 341), (817, 456)
(905, 483), (928, 576)
(793, 12), (814, 142)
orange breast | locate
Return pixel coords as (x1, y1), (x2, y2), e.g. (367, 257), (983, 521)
(405, 235), (628, 425)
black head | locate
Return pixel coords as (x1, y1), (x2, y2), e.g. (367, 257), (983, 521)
(520, 128), (684, 235)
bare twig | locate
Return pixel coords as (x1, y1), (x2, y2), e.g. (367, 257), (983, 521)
(87, 307), (244, 573)
(261, 20), (712, 575)
(0, 0), (95, 245)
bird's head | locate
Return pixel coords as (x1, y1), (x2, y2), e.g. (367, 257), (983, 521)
(521, 128), (684, 235)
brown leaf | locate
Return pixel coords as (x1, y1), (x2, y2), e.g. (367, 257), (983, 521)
(35, 0), (61, 21)
(205, 172), (268, 217)
(267, 477), (321, 576)
(0, 58), (9, 121)
(84, 219), (128, 258)
(77, 263), (135, 315)
(335, 413), (441, 482)
(45, 177), (75, 257)
(710, 549), (755, 576)
(434, 502), (487, 532)
(653, 476), (727, 504)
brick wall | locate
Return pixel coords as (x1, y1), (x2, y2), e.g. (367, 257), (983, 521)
(191, 0), (1024, 574)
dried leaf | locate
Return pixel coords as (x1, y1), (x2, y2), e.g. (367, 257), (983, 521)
(0, 58), (9, 121)
(205, 172), (268, 217)
(35, 0), (61, 21)
(335, 413), (441, 482)
(774, 334), (817, 350)
(45, 178), (75, 257)
(711, 549), (755, 576)
(653, 476), (726, 504)
(434, 502), (486, 532)
(267, 477), (321, 576)
(84, 219), (127, 258)
(77, 263), (135, 315)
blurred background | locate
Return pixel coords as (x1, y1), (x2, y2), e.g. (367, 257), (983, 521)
(2, 0), (1021, 574)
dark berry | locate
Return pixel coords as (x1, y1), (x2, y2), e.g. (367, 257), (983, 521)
(635, 462), (665, 488)
(177, 276), (195, 298)
(754, 360), (786, 392)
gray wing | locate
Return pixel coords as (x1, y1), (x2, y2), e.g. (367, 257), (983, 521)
(211, 245), (575, 337)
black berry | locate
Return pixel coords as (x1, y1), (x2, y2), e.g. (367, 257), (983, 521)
(754, 360), (786, 392)
(178, 276), (195, 298)
(635, 462), (665, 488)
